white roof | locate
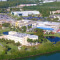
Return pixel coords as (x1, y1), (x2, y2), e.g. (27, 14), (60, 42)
(12, 11), (40, 14)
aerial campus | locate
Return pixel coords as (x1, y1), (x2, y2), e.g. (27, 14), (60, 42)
(0, 0), (60, 60)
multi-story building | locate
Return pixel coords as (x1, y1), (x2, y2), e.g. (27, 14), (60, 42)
(4, 31), (38, 46)
(11, 11), (40, 16)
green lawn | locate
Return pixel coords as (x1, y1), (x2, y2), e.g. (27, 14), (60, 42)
(44, 33), (60, 37)
(0, 28), (11, 34)
(0, 42), (18, 50)
(26, 32), (34, 34)
(0, 45), (5, 55)
(0, 42), (18, 55)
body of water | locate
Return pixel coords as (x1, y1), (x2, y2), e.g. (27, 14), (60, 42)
(3, 32), (8, 35)
(47, 36), (60, 44)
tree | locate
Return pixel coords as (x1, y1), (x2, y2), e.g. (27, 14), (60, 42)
(2, 23), (10, 27)
(34, 28), (43, 38)
(28, 26), (32, 29)
(33, 40), (38, 45)
(27, 38), (33, 46)
(0, 24), (2, 29)
(15, 42), (21, 46)
(38, 39), (42, 43)
(56, 41), (60, 45)
(27, 38), (38, 45)
(21, 26), (26, 32)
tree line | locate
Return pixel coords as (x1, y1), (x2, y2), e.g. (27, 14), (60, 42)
(23, 2), (60, 17)
(0, 0), (36, 8)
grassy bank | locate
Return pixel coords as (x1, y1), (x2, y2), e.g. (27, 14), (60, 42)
(0, 41), (60, 60)
(44, 33), (60, 37)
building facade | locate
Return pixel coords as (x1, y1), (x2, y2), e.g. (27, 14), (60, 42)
(11, 11), (40, 16)
(4, 31), (38, 46)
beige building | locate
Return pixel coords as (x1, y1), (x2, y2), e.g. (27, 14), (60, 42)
(50, 10), (60, 15)
(4, 31), (38, 46)
(15, 20), (36, 28)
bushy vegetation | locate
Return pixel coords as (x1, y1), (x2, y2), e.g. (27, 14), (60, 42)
(2, 23), (10, 27)
(23, 2), (60, 17)
(0, 38), (21, 46)
(0, 0), (35, 8)
(0, 38), (21, 56)
(0, 40), (60, 60)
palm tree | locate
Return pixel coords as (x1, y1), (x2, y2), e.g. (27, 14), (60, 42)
(27, 38), (33, 46)
(33, 40), (38, 45)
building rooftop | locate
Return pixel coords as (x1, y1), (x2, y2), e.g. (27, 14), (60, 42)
(9, 31), (38, 38)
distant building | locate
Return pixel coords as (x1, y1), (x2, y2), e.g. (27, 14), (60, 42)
(32, 21), (60, 31)
(50, 10), (60, 15)
(43, 0), (54, 3)
(19, 4), (37, 7)
(15, 20), (36, 28)
(42, 0), (60, 3)
(56, 0), (60, 2)
(49, 14), (60, 20)
(0, 0), (7, 1)
(11, 11), (40, 16)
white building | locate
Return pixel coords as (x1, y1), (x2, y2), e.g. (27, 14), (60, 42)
(0, 0), (7, 1)
(19, 4), (37, 7)
(43, 1), (54, 3)
(32, 21), (60, 31)
(11, 11), (40, 16)
(5, 31), (38, 46)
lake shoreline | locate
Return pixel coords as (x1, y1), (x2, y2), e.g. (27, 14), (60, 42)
(10, 50), (60, 60)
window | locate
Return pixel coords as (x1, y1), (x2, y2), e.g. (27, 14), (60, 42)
(19, 14), (22, 16)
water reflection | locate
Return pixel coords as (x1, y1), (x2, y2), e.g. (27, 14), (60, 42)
(47, 36), (60, 44)
(15, 52), (60, 60)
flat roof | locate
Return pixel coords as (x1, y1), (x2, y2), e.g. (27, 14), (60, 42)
(37, 27), (54, 30)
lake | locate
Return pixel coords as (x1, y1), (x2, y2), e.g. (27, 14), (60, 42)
(47, 36), (60, 44)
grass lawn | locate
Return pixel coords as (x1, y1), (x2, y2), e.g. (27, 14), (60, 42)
(0, 28), (11, 34)
(0, 42), (18, 50)
(0, 42), (18, 55)
(0, 45), (5, 55)
(44, 33), (60, 37)
(26, 32), (34, 34)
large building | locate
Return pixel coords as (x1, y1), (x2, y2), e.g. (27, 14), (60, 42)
(11, 11), (40, 16)
(41, 0), (60, 3)
(32, 21), (60, 31)
(4, 31), (38, 46)
(43, 0), (55, 3)
(15, 20), (36, 28)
